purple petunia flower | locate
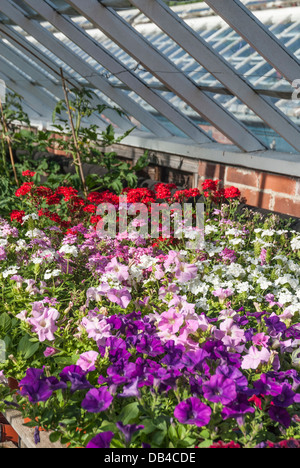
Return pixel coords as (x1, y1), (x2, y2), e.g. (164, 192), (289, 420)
(20, 379), (53, 404)
(116, 422), (144, 445)
(44, 376), (68, 392)
(181, 349), (209, 373)
(59, 365), (93, 393)
(253, 374), (282, 397)
(81, 387), (113, 413)
(215, 365), (248, 392)
(268, 406), (291, 428)
(118, 377), (141, 398)
(19, 368), (53, 404)
(264, 315), (286, 338)
(161, 340), (184, 368)
(34, 427), (40, 445)
(86, 431), (114, 448)
(203, 374), (237, 405)
(136, 335), (164, 357)
(271, 383), (296, 408)
(221, 393), (255, 427)
(174, 397), (211, 427)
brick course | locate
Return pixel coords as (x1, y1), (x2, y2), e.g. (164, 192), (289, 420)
(198, 161), (300, 218)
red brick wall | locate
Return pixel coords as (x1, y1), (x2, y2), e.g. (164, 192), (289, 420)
(198, 161), (300, 218)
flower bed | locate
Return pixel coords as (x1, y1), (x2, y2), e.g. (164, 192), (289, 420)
(0, 173), (300, 449)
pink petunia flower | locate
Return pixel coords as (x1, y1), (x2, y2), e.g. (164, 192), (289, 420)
(77, 351), (99, 372)
(241, 346), (271, 370)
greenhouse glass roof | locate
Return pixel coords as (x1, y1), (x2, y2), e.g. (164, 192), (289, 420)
(0, 0), (299, 165)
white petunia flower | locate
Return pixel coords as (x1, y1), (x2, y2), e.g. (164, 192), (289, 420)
(59, 244), (78, 257)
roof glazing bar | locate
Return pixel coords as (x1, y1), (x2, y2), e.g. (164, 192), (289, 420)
(205, 0), (300, 84)
(0, 0), (147, 133)
(23, 0), (211, 143)
(65, 0), (267, 152)
(129, 0), (300, 153)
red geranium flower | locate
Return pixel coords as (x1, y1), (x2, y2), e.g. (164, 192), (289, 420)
(208, 440), (241, 448)
(202, 179), (220, 191)
(83, 204), (97, 213)
(22, 170), (36, 177)
(10, 210), (25, 224)
(224, 186), (241, 199)
(15, 182), (34, 197)
(155, 183), (177, 200)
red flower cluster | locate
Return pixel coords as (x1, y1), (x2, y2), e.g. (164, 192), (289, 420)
(122, 187), (156, 204)
(173, 188), (201, 201)
(56, 187), (79, 202)
(22, 170), (36, 177)
(15, 182), (34, 197)
(151, 236), (180, 249)
(224, 186), (241, 199)
(202, 179), (220, 191)
(201, 179), (241, 202)
(38, 208), (69, 228)
(87, 190), (119, 206)
(266, 439), (300, 449)
(10, 177), (242, 232)
(155, 183), (177, 200)
(208, 441), (241, 448)
(10, 210), (25, 224)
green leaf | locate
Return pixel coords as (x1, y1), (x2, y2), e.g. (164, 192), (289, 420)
(49, 432), (62, 443)
(17, 334), (39, 359)
(118, 402), (139, 425)
(197, 439), (213, 448)
(168, 425), (178, 441)
(0, 313), (12, 334)
(24, 342), (40, 359)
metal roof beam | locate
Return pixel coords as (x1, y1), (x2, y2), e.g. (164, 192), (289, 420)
(205, 0), (300, 85)
(22, 0), (211, 143)
(0, 69), (52, 118)
(112, 80), (295, 100)
(129, 0), (300, 153)
(0, 40), (63, 98)
(65, 0), (267, 152)
(0, 23), (109, 129)
(0, 56), (59, 110)
(0, 0), (143, 132)
(0, 39), (112, 130)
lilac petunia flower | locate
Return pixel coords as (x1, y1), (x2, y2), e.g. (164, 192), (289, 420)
(174, 260), (198, 283)
(105, 258), (129, 282)
(27, 306), (60, 342)
(241, 346), (271, 370)
(107, 288), (132, 309)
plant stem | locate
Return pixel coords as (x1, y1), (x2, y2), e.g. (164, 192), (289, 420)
(0, 97), (19, 186)
(60, 69), (87, 198)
